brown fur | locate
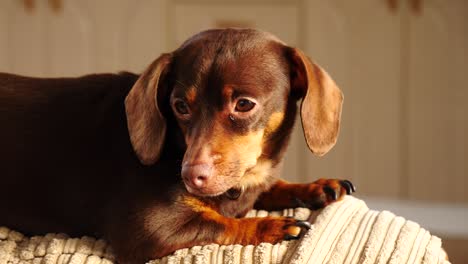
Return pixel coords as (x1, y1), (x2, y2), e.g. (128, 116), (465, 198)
(0, 28), (353, 263)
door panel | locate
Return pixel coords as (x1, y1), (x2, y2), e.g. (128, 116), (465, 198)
(46, 1), (94, 77)
(2, 1), (48, 76)
(408, 0), (468, 202)
(303, 0), (402, 196)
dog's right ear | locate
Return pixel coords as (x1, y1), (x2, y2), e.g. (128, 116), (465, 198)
(125, 53), (172, 165)
(287, 48), (343, 156)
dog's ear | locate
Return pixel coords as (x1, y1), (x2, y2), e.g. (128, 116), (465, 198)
(288, 48), (343, 156)
(125, 53), (172, 165)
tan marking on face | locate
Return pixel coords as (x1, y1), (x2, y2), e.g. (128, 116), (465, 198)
(211, 127), (271, 187)
(186, 87), (197, 104)
(240, 159), (273, 188)
(187, 126), (266, 194)
(265, 112), (285, 135)
(228, 129), (264, 168)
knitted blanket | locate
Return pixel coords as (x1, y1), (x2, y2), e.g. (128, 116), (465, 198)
(0, 196), (449, 264)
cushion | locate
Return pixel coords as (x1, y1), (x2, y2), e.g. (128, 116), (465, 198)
(0, 196), (449, 264)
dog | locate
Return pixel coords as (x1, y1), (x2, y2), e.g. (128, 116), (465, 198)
(0, 28), (354, 263)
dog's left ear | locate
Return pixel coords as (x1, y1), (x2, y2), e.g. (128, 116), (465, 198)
(288, 48), (343, 156)
(125, 53), (172, 165)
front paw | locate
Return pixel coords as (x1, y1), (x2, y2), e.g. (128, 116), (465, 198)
(297, 178), (356, 209)
(256, 217), (311, 244)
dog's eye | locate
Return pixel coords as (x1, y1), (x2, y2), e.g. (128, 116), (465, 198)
(174, 100), (190, 115)
(235, 98), (256, 112)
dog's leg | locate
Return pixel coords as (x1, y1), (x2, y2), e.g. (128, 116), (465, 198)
(181, 208), (311, 246)
(117, 197), (311, 263)
(112, 196), (311, 263)
(254, 179), (355, 211)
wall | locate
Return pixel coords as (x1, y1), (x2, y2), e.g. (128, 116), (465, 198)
(0, 0), (467, 261)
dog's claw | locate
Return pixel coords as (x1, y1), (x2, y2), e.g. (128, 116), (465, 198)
(284, 234), (300, 240)
(347, 180), (356, 193)
(296, 220), (312, 229)
(294, 197), (308, 208)
(340, 180), (356, 195)
(283, 220), (311, 240)
(324, 186), (338, 200)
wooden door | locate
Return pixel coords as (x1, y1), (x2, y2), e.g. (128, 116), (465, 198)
(301, 0), (403, 196)
(0, 0), (168, 76)
(407, 0), (468, 203)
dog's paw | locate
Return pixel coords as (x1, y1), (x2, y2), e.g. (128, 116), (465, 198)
(256, 217), (311, 243)
(296, 178), (356, 210)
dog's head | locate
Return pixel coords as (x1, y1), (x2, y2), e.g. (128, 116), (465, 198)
(125, 29), (343, 197)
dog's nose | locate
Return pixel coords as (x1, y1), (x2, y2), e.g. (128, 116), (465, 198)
(182, 163), (213, 189)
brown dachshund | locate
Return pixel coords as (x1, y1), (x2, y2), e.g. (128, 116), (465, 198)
(0, 28), (354, 263)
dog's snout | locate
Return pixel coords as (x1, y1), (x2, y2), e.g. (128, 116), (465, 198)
(182, 163), (213, 189)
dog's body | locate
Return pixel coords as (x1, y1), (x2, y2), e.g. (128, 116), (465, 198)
(0, 29), (354, 263)
(0, 72), (139, 236)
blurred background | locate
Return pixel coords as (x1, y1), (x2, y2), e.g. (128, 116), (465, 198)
(0, 0), (467, 261)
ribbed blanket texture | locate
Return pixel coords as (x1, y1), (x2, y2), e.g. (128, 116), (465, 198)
(0, 196), (449, 264)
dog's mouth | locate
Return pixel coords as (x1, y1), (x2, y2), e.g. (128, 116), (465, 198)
(184, 183), (245, 199)
(184, 184), (224, 197)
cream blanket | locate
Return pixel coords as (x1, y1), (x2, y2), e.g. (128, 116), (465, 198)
(0, 196), (449, 264)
